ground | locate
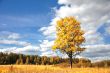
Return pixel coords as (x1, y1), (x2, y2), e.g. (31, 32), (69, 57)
(0, 65), (110, 73)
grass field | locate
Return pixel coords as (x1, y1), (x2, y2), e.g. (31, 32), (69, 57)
(0, 65), (110, 73)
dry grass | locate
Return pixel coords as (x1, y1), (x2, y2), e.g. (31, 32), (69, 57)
(0, 65), (110, 73)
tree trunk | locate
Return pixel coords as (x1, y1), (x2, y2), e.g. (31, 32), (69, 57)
(69, 51), (73, 68)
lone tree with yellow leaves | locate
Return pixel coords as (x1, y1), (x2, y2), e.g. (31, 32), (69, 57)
(52, 17), (85, 68)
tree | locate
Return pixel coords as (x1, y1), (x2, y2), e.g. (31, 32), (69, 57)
(30, 56), (34, 64)
(50, 56), (60, 64)
(52, 17), (85, 68)
(19, 54), (24, 64)
(25, 57), (30, 64)
(19, 58), (23, 64)
(49, 57), (55, 64)
(34, 56), (41, 65)
(41, 56), (48, 65)
(36, 56), (41, 65)
(16, 59), (20, 64)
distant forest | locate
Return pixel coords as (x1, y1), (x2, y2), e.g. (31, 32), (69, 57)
(0, 52), (110, 68)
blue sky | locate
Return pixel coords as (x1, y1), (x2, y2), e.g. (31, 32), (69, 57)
(0, 0), (58, 47)
(0, 0), (110, 61)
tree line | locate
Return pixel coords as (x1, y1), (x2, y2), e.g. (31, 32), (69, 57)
(0, 52), (110, 67)
(0, 52), (61, 65)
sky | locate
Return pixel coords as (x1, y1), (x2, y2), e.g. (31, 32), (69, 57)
(0, 0), (110, 62)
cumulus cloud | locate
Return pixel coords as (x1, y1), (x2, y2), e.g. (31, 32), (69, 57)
(56, 0), (110, 32)
(0, 31), (30, 47)
(82, 44), (110, 61)
(39, 25), (56, 36)
(8, 33), (21, 39)
(13, 45), (39, 53)
(40, 50), (57, 56)
(39, 40), (54, 52)
(37, 39), (60, 56)
(0, 45), (40, 55)
(0, 31), (21, 40)
(84, 44), (110, 53)
(39, 0), (110, 61)
(0, 40), (31, 46)
(84, 30), (104, 45)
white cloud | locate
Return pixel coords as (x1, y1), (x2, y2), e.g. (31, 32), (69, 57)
(84, 30), (104, 45)
(38, 40), (60, 57)
(0, 45), (40, 55)
(13, 45), (39, 53)
(39, 17), (60, 35)
(40, 50), (57, 56)
(0, 31), (21, 40)
(39, 40), (54, 52)
(8, 33), (21, 39)
(0, 40), (31, 46)
(39, 27), (47, 32)
(0, 31), (30, 46)
(82, 44), (110, 61)
(0, 47), (16, 53)
(106, 20), (110, 23)
(84, 44), (110, 52)
(58, 0), (110, 6)
(39, 25), (56, 36)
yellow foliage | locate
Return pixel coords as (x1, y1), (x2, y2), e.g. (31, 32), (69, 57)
(52, 16), (85, 53)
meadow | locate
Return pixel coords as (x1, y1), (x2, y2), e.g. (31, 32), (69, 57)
(0, 65), (110, 73)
